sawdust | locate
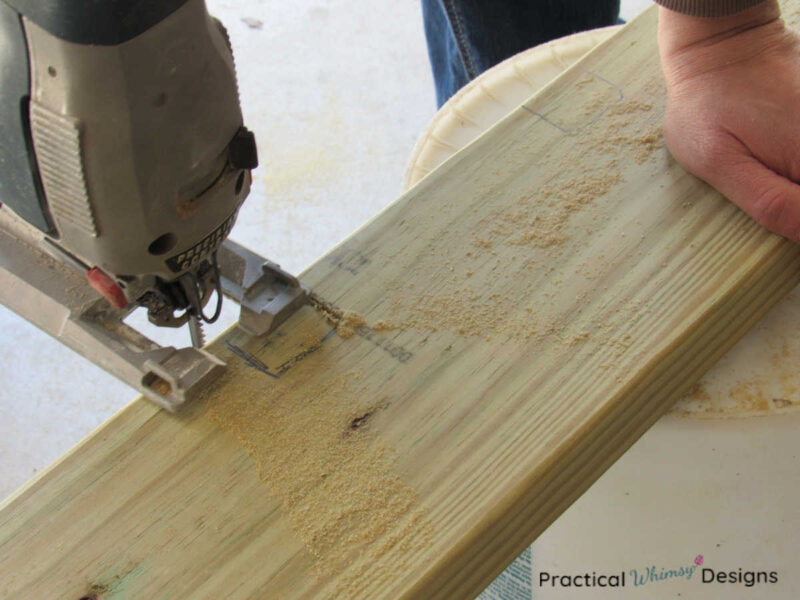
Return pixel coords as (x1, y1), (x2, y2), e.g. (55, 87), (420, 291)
(309, 293), (367, 339)
(475, 98), (661, 253)
(336, 310), (367, 339)
(147, 378), (172, 397)
(673, 362), (800, 418)
(402, 288), (528, 339)
(633, 124), (664, 164)
(308, 294), (401, 340)
(605, 99), (652, 116)
(486, 172), (625, 249)
(384, 94), (665, 342)
(582, 93), (609, 116)
(302, 332), (323, 348)
(669, 317), (800, 419)
(588, 102), (664, 165)
(205, 359), (433, 596)
(674, 381), (793, 418)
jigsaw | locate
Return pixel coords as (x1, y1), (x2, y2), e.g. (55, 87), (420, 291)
(0, 0), (308, 411)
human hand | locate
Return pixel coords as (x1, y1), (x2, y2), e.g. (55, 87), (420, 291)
(658, 1), (800, 241)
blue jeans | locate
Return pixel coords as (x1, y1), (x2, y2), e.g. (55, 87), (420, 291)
(422, 0), (621, 107)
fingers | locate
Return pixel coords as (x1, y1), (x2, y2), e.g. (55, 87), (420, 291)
(698, 151), (800, 243)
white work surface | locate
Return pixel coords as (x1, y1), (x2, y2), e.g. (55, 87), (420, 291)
(11, 2), (798, 600)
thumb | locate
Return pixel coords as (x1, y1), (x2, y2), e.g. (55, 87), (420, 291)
(699, 153), (800, 243)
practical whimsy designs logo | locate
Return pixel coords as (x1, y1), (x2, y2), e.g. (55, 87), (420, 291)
(629, 555), (699, 587)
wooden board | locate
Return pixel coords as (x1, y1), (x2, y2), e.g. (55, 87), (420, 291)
(3, 7), (800, 598)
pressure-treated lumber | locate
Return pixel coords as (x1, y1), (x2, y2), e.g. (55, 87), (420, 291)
(3, 7), (800, 599)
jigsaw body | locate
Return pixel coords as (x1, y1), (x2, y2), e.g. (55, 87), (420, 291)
(0, 0), (307, 410)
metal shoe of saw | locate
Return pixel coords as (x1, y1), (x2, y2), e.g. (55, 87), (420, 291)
(0, 0), (307, 411)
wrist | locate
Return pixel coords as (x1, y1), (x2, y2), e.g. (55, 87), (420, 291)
(658, 0), (781, 53)
(657, 0), (794, 83)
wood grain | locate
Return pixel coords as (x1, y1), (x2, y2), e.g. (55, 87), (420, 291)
(3, 7), (800, 598)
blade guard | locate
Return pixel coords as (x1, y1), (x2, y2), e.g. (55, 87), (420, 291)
(217, 239), (308, 337)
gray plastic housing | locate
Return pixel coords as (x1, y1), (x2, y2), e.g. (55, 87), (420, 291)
(4, 0), (190, 45)
(22, 0), (249, 282)
(0, 2), (53, 234)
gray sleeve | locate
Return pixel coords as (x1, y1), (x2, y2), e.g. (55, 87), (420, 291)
(653, 0), (768, 17)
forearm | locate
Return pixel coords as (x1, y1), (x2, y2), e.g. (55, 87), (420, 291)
(654, 0), (769, 18)
(654, 0), (800, 242)
(658, 1), (788, 85)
